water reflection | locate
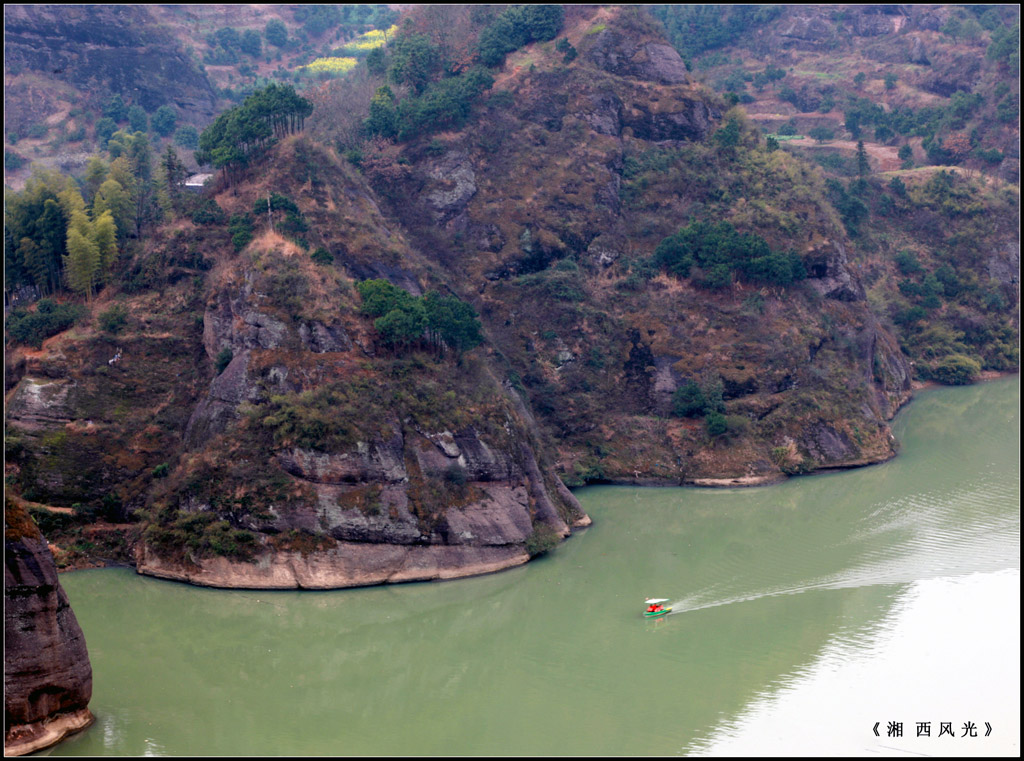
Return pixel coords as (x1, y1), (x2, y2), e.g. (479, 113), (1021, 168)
(687, 570), (1020, 757)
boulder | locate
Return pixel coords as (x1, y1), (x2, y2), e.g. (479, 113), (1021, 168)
(586, 30), (691, 85)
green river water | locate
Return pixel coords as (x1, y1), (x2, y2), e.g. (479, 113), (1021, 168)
(49, 377), (1019, 756)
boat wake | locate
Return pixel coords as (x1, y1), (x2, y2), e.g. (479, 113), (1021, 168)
(667, 551), (1018, 617)
(664, 497), (1018, 617)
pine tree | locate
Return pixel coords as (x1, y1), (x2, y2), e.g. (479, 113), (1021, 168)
(856, 140), (871, 177)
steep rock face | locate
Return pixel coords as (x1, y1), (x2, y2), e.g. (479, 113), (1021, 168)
(775, 14), (838, 47)
(367, 6), (912, 487)
(919, 52), (983, 98)
(586, 28), (692, 85)
(145, 404), (587, 589)
(3, 5), (218, 126)
(392, 17), (720, 287)
(133, 142), (588, 589)
(804, 240), (867, 303)
(5, 331), (207, 512)
(583, 27), (716, 142)
(4, 501), (93, 756)
(621, 98), (718, 143)
(161, 337), (587, 588)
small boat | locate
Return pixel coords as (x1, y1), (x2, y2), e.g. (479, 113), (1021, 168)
(643, 598), (671, 618)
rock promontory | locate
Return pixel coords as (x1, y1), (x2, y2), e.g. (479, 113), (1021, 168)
(4, 500), (93, 756)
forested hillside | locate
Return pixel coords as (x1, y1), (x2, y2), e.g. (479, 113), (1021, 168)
(644, 4), (1019, 385)
(3, 4), (1018, 581)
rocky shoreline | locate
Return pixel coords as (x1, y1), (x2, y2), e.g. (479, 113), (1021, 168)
(135, 541), (534, 589)
(4, 708), (94, 758)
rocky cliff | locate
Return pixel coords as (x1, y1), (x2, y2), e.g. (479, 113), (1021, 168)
(3, 136), (588, 588)
(4, 500), (93, 756)
(11, 4), (1016, 591)
(3, 5), (218, 129)
(366, 6), (913, 485)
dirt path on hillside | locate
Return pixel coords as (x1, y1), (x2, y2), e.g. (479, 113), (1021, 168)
(8, 495), (73, 515)
(783, 136), (903, 172)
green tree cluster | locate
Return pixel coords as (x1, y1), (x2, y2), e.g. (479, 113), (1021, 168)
(930, 354), (981, 385)
(825, 178), (869, 237)
(264, 19), (288, 48)
(151, 105), (178, 137)
(253, 192), (307, 242)
(477, 4), (564, 67)
(653, 220), (807, 289)
(388, 32), (442, 94)
(752, 64), (786, 91)
(364, 68), (494, 142)
(311, 246), (333, 265)
(102, 131), (160, 238)
(5, 159), (135, 301)
(97, 302), (128, 333)
(195, 84), (313, 182)
(671, 376), (730, 436)
(228, 214), (254, 252)
(64, 200), (118, 298)
(174, 125), (200, 149)
(5, 298), (85, 348)
(205, 26), (247, 65)
(809, 125), (835, 143)
(5, 149), (27, 170)
(5, 169), (72, 295)
(987, 22), (1019, 69)
(240, 29), (262, 58)
(555, 37), (577, 63)
(102, 94), (129, 123)
(356, 279), (482, 355)
(95, 117), (118, 146)
(127, 105), (148, 133)
(713, 117), (742, 151)
(293, 5), (342, 37)
(648, 5), (783, 61)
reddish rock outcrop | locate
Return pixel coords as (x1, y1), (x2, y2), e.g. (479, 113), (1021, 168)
(4, 501), (93, 756)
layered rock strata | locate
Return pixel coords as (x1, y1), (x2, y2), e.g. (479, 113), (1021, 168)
(4, 501), (93, 756)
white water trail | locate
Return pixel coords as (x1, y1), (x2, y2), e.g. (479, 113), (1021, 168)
(665, 572), (895, 616)
(664, 507), (1019, 617)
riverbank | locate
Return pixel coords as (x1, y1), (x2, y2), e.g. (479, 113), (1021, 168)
(911, 368), (1016, 391)
(50, 374), (1021, 755)
(135, 541), (534, 590)
(44, 371), (1019, 580)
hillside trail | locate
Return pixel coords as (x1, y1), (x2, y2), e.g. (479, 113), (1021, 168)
(7, 495), (73, 515)
(782, 136), (903, 171)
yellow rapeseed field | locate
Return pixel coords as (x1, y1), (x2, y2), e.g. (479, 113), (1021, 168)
(302, 56), (358, 75)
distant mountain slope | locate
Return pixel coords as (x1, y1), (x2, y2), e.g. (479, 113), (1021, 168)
(649, 4), (1020, 177)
